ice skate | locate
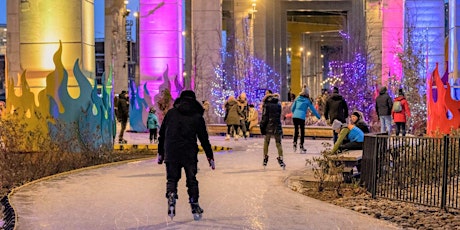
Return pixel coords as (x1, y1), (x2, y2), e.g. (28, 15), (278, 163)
(234, 135), (239, 141)
(263, 155), (269, 168)
(189, 198), (203, 221)
(299, 144), (307, 154)
(167, 193), (178, 220)
(293, 142), (297, 152)
(277, 156), (286, 170)
(225, 134), (230, 141)
(118, 139), (127, 144)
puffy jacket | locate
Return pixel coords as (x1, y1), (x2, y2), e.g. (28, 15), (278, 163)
(224, 99), (242, 125)
(147, 113), (159, 129)
(291, 95), (321, 120)
(392, 96), (411, 122)
(117, 94), (129, 122)
(260, 94), (283, 135)
(376, 88), (393, 116)
(158, 97), (213, 164)
(324, 93), (348, 123)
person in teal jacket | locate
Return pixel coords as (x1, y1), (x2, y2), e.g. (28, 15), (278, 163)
(331, 119), (364, 154)
(147, 107), (159, 143)
(291, 86), (321, 153)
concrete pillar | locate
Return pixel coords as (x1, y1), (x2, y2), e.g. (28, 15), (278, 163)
(406, 0), (445, 80)
(7, 0), (95, 99)
(105, 0), (128, 95)
(381, 0), (403, 85)
(192, 0), (222, 102)
(6, 0), (21, 93)
(366, 0), (383, 85)
(448, 0), (459, 81)
(139, 0), (184, 99)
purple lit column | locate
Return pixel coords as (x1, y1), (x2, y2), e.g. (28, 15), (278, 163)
(139, 0), (184, 99)
(382, 0), (403, 84)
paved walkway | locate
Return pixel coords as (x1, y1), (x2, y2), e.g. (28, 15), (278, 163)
(9, 133), (400, 229)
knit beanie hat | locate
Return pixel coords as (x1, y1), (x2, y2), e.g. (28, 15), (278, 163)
(333, 87), (339, 93)
(300, 86), (310, 96)
(331, 119), (343, 130)
(180, 90), (196, 100)
(352, 111), (361, 120)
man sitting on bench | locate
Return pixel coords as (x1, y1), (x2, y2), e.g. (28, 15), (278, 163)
(330, 119), (364, 154)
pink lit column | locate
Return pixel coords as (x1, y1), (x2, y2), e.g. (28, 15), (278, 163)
(139, 0), (184, 99)
(382, 0), (403, 85)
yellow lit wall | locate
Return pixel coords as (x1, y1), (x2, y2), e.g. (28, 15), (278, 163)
(19, 0), (95, 96)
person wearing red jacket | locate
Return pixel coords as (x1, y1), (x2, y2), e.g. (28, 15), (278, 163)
(392, 89), (411, 136)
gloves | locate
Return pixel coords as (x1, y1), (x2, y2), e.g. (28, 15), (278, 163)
(208, 158), (215, 170)
(157, 154), (164, 164)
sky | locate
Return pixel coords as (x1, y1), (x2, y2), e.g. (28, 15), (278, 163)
(0, 0), (139, 40)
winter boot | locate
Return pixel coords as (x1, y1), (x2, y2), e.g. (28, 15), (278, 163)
(167, 192), (178, 220)
(263, 155), (269, 167)
(189, 198), (203, 221)
(234, 135), (239, 141)
(225, 134), (230, 141)
(299, 144), (307, 154)
(293, 142), (297, 152)
(277, 156), (286, 170)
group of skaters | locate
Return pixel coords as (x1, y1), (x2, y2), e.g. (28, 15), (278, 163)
(113, 85), (411, 221)
(223, 92), (259, 141)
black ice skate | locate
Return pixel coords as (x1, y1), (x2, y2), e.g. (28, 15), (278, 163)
(118, 139), (127, 144)
(167, 192), (178, 220)
(299, 144), (307, 154)
(293, 142), (297, 152)
(263, 155), (269, 168)
(189, 198), (203, 221)
(277, 156), (286, 170)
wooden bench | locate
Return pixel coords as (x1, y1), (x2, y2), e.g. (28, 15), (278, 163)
(206, 124), (333, 138)
(329, 150), (362, 183)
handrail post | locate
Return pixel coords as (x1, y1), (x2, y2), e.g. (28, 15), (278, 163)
(441, 135), (449, 211)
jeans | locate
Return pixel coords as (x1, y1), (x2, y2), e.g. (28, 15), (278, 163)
(380, 115), (392, 134)
(263, 133), (283, 157)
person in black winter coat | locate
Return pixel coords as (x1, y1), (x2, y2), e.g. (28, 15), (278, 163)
(157, 90), (215, 219)
(324, 87), (349, 143)
(375, 86), (393, 134)
(259, 92), (286, 169)
(117, 90), (129, 144)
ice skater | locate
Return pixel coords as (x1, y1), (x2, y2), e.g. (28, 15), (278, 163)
(259, 91), (285, 169)
(157, 90), (215, 220)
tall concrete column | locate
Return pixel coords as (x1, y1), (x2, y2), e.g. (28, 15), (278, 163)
(406, 0), (445, 80)
(448, 0), (459, 81)
(139, 0), (184, 99)
(381, 0), (403, 85)
(6, 0), (20, 93)
(366, 0), (383, 84)
(7, 0), (95, 99)
(105, 0), (128, 95)
(192, 0), (222, 102)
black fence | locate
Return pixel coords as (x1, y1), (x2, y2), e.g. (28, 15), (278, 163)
(362, 133), (460, 210)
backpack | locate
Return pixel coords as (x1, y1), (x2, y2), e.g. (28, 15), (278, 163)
(392, 101), (402, 113)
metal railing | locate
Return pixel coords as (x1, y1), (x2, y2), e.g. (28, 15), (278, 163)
(362, 134), (460, 210)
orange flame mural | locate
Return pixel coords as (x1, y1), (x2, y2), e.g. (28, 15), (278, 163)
(427, 63), (460, 135)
